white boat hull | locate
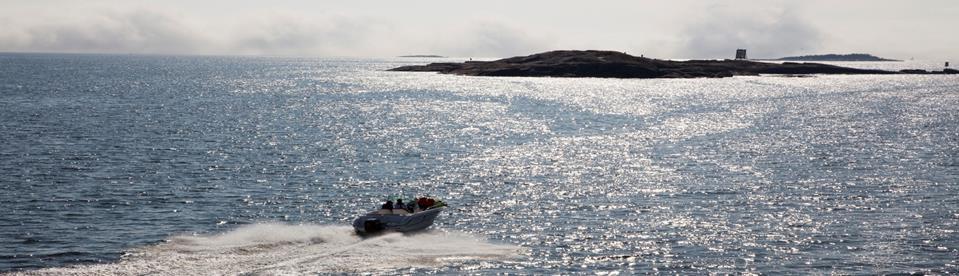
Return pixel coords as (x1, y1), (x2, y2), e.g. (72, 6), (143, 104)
(352, 207), (445, 235)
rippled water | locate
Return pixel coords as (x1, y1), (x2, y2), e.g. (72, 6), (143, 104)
(1, 53), (957, 274)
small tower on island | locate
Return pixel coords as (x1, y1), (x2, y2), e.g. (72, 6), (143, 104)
(735, 49), (748, 60)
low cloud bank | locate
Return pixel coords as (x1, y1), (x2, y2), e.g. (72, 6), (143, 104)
(0, 10), (552, 58)
(679, 5), (823, 59)
(0, 10), (204, 55)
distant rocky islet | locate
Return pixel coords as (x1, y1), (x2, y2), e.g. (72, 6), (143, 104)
(390, 50), (956, 79)
(774, 53), (899, 62)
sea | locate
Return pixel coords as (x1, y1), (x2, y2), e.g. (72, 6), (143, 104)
(0, 53), (957, 274)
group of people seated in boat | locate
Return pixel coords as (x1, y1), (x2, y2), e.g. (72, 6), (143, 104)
(377, 197), (440, 215)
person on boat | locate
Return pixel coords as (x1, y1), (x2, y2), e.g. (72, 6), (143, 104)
(406, 200), (415, 213)
(381, 200), (394, 210)
(394, 199), (406, 210)
(417, 197), (430, 209)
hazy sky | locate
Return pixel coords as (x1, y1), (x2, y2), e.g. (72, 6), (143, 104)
(1, 0), (956, 60)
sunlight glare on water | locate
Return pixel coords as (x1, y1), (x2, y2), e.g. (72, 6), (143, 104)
(0, 54), (957, 274)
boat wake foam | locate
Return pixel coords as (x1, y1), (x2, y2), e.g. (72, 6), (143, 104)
(24, 223), (520, 275)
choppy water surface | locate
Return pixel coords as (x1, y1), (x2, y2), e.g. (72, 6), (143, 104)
(1, 54), (957, 274)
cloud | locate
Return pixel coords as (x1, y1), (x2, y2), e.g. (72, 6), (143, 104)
(0, 1), (955, 60)
(0, 10), (206, 54)
(0, 10), (390, 56)
(228, 13), (391, 56)
(0, 9), (551, 58)
(430, 21), (554, 58)
(679, 5), (822, 59)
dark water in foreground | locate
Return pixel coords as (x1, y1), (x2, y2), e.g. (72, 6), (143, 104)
(1, 54), (957, 274)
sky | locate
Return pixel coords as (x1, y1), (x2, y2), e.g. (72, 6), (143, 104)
(0, 0), (956, 60)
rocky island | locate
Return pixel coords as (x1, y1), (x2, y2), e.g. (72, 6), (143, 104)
(390, 50), (956, 79)
(775, 53), (899, 62)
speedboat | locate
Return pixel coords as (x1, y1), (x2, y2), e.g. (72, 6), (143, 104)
(352, 206), (445, 235)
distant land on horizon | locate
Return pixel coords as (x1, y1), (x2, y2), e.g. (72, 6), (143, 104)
(390, 50), (957, 79)
(398, 55), (447, 58)
(774, 53), (900, 62)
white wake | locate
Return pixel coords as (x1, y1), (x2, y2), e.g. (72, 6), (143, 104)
(18, 223), (520, 275)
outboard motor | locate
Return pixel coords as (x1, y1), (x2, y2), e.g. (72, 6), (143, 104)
(363, 219), (385, 234)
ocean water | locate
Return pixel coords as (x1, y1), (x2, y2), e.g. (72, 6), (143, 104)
(0, 53), (957, 274)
